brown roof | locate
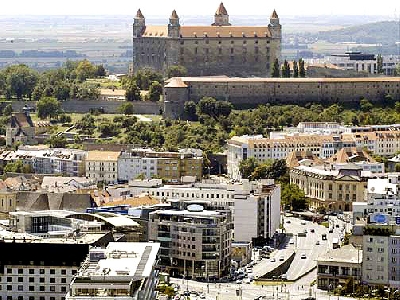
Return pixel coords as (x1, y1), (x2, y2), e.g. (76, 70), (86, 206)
(171, 9), (179, 19)
(286, 151), (323, 168)
(142, 25), (271, 38)
(328, 147), (376, 164)
(87, 151), (120, 162)
(215, 2), (228, 15)
(101, 195), (160, 207)
(271, 9), (279, 18)
(136, 9), (144, 18)
(165, 77), (188, 88)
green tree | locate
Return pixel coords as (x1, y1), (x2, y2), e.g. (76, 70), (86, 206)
(76, 114), (96, 135)
(125, 80), (142, 101)
(167, 65), (187, 78)
(118, 102), (134, 115)
(3, 104), (13, 116)
(4, 64), (38, 100)
(376, 54), (383, 74)
(75, 59), (97, 82)
(281, 183), (307, 211)
(37, 97), (61, 120)
(239, 157), (259, 179)
(148, 81), (163, 102)
(47, 134), (67, 148)
(184, 101), (198, 121)
(3, 160), (32, 174)
(360, 98), (373, 112)
(95, 65), (106, 77)
(281, 60), (290, 78)
(299, 58), (306, 77)
(98, 123), (121, 137)
(135, 69), (163, 90)
(293, 60), (299, 78)
(271, 58), (280, 77)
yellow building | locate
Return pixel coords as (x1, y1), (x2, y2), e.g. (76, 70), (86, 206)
(0, 191), (17, 213)
(86, 151), (120, 184)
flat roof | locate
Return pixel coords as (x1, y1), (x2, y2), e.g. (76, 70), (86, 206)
(318, 244), (362, 264)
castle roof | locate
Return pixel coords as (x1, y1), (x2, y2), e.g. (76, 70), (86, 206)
(171, 9), (179, 19)
(165, 77), (188, 88)
(142, 25), (271, 38)
(136, 9), (144, 18)
(215, 2), (228, 15)
(271, 9), (279, 19)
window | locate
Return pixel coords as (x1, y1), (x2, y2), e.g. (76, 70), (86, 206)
(18, 269), (23, 274)
(40, 286), (45, 292)
(50, 269), (55, 274)
(50, 278), (56, 283)
(29, 269), (35, 274)
(6, 277), (12, 282)
(7, 285), (12, 291)
(61, 286), (67, 292)
(50, 286), (55, 292)
(18, 297), (23, 300)
(39, 269), (44, 274)
(6, 268), (12, 274)
(18, 277), (23, 282)
(39, 278), (45, 283)
(61, 278), (67, 283)
(29, 286), (35, 291)
(29, 277), (34, 283)
(18, 285), (23, 291)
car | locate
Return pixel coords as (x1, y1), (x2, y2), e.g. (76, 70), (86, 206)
(304, 229), (308, 233)
(279, 256), (285, 261)
(310, 228), (315, 233)
(199, 294), (206, 299)
(270, 258), (276, 262)
(289, 239), (294, 244)
(301, 253), (306, 259)
(336, 224), (340, 228)
(244, 278), (251, 284)
(301, 221), (306, 225)
(281, 274), (287, 280)
(316, 240), (320, 245)
(236, 279), (243, 284)
(329, 229), (334, 233)
(286, 220), (291, 223)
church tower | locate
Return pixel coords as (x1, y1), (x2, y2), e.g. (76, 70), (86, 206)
(212, 2), (231, 26)
(168, 10), (181, 38)
(268, 9), (281, 39)
(133, 9), (146, 37)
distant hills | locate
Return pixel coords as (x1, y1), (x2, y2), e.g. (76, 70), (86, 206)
(316, 21), (399, 45)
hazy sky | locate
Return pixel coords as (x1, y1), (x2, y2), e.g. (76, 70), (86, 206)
(1, 0), (399, 16)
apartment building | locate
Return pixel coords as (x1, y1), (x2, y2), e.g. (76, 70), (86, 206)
(148, 205), (232, 279)
(227, 134), (356, 180)
(317, 244), (362, 290)
(67, 242), (160, 300)
(0, 231), (110, 300)
(234, 181), (281, 243)
(1, 147), (87, 176)
(86, 151), (120, 184)
(290, 164), (372, 212)
(353, 176), (400, 224)
(118, 148), (202, 183)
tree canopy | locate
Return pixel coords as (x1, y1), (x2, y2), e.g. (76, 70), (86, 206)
(36, 97), (61, 119)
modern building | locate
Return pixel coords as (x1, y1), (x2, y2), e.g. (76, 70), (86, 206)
(132, 3), (281, 77)
(317, 244), (362, 290)
(148, 205), (232, 279)
(66, 242), (160, 300)
(118, 148), (203, 183)
(6, 112), (36, 147)
(0, 230), (111, 300)
(233, 180), (280, 244)
(352, 175), (400, 225)
(86, 151), (120, 184)
(1, 146), (87, 177)
(290, 164), (373, 212)
(163, 77), (400, 119)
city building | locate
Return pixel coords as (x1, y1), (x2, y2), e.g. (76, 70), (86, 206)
(362, 225), (400, 288)
(163, 77), (400, 119)
(118, 148), (203, 183)
(352, 175), (400, 225)
(0, 189), (17, 213)
(290, 164), (374, 212)
(6, 112), (36, 146)
(66, 242), (160, 300)
(132, 3), (281, 77)
(233, 180), (280, 244)
(148, 204), (232, 279)
(317, 244), (362, 290)
(1, 146), (87, 177)
(0, 230), (111, 300)
(86, 151), (120, 184)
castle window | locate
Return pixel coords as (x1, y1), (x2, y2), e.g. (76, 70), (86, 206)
(267, 41), (270, 44)
(205, 40), (209, 44)
(255, 40), (259, 44)
(255, 47), (259, 54)
(180, 48), (184, 55)
(231, 41), (234, 44)
(218, 48), (222, 55)
(195, 47), (198, 54)
(195, 41), (198, 44)
(243, 40), (247, 44)
(218, 40), (222, 44)
(230, 48), (234, 54)
(180, 41), (184, 45)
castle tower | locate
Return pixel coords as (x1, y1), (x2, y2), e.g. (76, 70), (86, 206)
(212, 2), (231, 26)
(133, 9), (146, 37)
(268, 9), (281, 39)
(168, 10), (181, 38)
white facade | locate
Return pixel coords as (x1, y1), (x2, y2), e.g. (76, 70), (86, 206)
(118, 154), (157, 181)
(85, 151), (120, 184)
(234, 182), (281, 242)
(67, 242), (160, 300)
(363, 234), (389, 285)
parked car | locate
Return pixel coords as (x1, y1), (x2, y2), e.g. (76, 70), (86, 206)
(301, 253), (306, 259)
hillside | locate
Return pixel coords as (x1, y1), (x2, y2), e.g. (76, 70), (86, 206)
(316, 21), (399, 45)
